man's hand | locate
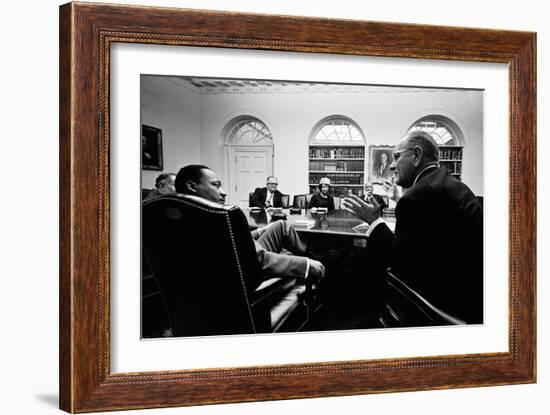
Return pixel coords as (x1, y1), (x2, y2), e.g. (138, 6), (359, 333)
(341, 194), (382, 224)
(308, 259), (325, 283)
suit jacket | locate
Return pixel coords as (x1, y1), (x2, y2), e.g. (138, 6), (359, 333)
(374, 162), (391, 180)
(366, 167), (483, 323)
(250, 187), (283, 208)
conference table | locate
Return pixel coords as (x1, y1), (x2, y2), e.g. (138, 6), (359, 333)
(245, 206), (396, 277)
(245, 207), (397, 330)
(246, 208), (396, 240)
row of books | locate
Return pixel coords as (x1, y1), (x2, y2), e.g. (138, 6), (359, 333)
(309, 147), (365, 159)
(308, 160), (364, 172)
(309, 147), (462, 161)
(309, 172), (364, 185)
(439, 148), (463, 160)
(441, 161), (462, 174)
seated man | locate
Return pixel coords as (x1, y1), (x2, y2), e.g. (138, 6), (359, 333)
(175, 165), (325, 282)
(308, 177), (335, 212)
(363, 182), (388, 212)
(342, 131), (483, 324)
(145, 172), (176, 200)
(250, 176), (283, 209)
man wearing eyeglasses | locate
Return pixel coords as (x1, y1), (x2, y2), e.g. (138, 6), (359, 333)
(250, 176), (283, 209)
(342, 131), (483, 324)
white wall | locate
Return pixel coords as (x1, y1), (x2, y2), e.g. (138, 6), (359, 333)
(145, 80), (484, 196)
(141, 76), (201, 187)
(2, 1), (546, 415)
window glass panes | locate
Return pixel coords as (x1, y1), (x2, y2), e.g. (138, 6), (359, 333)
(311, 118), (364, 145)
(227, 118), (272, 145)
(408, 120), (458, 145)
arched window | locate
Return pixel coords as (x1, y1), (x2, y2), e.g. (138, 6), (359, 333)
(311, 117), (365, 145)
(225, 117), (273, 145)
(408, 115), (464, 181)
(308, 116), (366, 197)
(407, 116), (462, 146)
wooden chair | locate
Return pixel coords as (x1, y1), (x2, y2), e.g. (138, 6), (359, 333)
(281, 193), (290, 208)
(292, 194), (313, 209)
(142, 194), (312, 337)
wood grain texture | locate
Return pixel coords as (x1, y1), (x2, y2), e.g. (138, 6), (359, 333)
(59, 2), (537, 412)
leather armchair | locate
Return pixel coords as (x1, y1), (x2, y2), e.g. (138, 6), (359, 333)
(142, 194), (310, 337)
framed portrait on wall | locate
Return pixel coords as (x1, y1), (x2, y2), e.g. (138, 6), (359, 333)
(369, 145), (394, 182)
(141, 124), (163, 170)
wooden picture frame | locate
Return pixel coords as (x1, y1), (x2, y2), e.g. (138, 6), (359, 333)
(368, 145), (394, 182)
(59, 2), (536, 412)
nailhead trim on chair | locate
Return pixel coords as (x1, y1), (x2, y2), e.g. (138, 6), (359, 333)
(225, 213), (257, 333)
(144, 195), (257, 333)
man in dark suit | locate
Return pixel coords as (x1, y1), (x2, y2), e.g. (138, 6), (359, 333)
(363, 182), (388, 212)
(374, 152), (392, 180)
(175, 165), (325, 282)
(342, 131), (483, 324)
(144, 173), (176, 200)
(250, 176), (283, 208)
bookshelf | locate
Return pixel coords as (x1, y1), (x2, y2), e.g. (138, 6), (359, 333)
(308, 145), (365, 197)
(438, 145), (463, 181)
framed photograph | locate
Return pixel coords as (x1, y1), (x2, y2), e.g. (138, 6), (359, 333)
(141, 124), (163, 170)
(369, 145), (395, 182)
(59, 2), (536, 412)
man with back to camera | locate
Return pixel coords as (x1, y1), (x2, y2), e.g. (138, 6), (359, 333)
(175, 165), (325, 283)
(342, 131), (483, 323)
(145, 173), (176, 200)
(250, 176), (283, 209)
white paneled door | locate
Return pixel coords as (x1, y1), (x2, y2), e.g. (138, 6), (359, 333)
(229, 146), (273, 208)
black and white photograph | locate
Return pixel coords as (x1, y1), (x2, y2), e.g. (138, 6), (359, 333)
(141, 75), (484, 338)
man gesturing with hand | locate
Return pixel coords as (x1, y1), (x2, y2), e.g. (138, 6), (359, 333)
(342, 131), (483, 324)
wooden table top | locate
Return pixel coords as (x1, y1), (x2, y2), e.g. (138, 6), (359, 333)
(245, 208), (396, 238)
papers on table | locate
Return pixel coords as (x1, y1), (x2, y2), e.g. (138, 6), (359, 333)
(292, 219), (316, 229)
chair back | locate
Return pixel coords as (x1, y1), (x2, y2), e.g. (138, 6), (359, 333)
(379, 269), (465, 328)
(142, 188), (151, 199)
(281, 193), (290, 209)
(142, 194), (270, 336)
(249, 191), (256, 207)
(292, 194), (314, 209)
(292, 194), (306, 209)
